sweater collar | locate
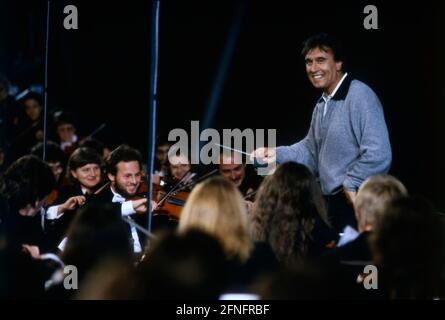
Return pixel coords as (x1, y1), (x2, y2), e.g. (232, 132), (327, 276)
(317, 73), (353, 103)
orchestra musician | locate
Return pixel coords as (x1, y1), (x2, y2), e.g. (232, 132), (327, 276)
(30, 140), (67, 187)
(166, 152), (193, 185)
(218, 150), (263, 214)
(44, 147), (104, 251)
(53, 110), (80, 156)
(88, 144), (156, 254)
(149, 152), (195, 228)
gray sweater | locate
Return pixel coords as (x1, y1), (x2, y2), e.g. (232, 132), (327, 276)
(276, 76), (391, 195)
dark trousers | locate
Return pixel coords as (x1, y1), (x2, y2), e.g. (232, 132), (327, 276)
(324, 191), (357, 233)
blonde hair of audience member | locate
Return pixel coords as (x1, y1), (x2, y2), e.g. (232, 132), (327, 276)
(354, 175), (407, 233)
(178, 176), (252, 262)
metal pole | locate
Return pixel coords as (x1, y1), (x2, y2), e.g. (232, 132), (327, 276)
(42, 0), (51, 161)
(146, 0), (160, 237)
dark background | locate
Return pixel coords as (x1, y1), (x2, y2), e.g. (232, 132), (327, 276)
(1, 0), (444, 210)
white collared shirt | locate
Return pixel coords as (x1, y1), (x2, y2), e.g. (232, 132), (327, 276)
(60, 134), (78, 151)
(56, 187), (142, 253)
(322, 72), (348, 117)
(109, 187), (136, 217)
(110, 187), (141, 253)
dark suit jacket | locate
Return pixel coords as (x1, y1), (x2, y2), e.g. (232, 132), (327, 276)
(87, 186), (149, 249)
(43, 184), (84, 252)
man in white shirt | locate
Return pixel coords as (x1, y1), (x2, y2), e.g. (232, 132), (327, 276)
(89, 144), (155, 253)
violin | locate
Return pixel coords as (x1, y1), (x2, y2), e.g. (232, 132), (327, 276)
(154, 188), (189, 221)
(154, 169), (223, 218)
(44, 175), (81, 207)
(45, 189), (59, 207)
(130, 174), (190, 222)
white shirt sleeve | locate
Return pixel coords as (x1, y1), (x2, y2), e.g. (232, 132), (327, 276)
(46, 205), (63, 220)
(121, 200), (136, 216)
(58, 237), (68, 251)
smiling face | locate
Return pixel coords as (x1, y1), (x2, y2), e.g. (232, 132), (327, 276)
(71, 163), (102, 192)
(108, 160), (142, 198)
(305, 46), (343, 95)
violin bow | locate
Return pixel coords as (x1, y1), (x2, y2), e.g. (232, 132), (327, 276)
(244, 190), (257, 200)
(93, 181), (110, 195)
(174, 168), (219, 193)
(122, 216), (156, 240)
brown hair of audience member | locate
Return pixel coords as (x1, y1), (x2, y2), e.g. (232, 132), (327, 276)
(251, 162), (328, 267)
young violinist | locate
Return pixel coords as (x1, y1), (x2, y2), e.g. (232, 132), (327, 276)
(156, 152), (195, 194)
(88, 144), (157, 254)
(167, 153), (192, 182)
(53, 110), (80, 156)
(44, 147), (104, 251)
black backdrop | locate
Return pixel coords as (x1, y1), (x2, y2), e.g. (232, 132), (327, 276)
(1, 0), (445, 210)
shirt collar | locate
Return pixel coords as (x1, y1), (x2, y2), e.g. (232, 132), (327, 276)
(110, 186), (126, 203)
(60, 134), (78, 150)
(323, 72), (348, 99)
(318, 73), (351, 103)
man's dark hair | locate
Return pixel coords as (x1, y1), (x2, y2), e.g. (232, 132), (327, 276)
(30, 140), (66, 165)
(53, 110), (76, 128)
(81, 137), (105, 157)
(0, 155), (55, 211)
(301, 33), (345, 63)
(68, 147), (103, 173)
(106, 144), (142, 176)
